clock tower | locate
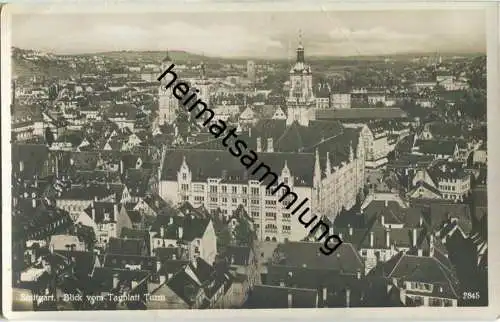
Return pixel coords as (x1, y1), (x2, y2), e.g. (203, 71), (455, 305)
(157, 51), (179, 126)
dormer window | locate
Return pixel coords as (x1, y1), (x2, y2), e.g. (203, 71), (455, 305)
(182, 173), (187, 180)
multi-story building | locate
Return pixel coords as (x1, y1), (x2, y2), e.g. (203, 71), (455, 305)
(157, 120), (365, 242)
(330, 93), (351, 109)
(410, 161), (471, 202)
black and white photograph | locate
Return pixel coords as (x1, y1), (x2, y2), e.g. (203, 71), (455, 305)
(1, 2), (497, 318)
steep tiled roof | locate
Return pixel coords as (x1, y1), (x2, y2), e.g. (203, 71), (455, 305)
(107, 237), (147, 256)
(245, 285), (318, 308)
(272, 241), (364, 273)
(316, 108), (408, 120)
(385, 254), (460, 300)
(160, 149), (315, 187)
(150, 215), (210, 242)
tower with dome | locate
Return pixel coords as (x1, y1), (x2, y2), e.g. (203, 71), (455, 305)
(286, 31), (317, 126)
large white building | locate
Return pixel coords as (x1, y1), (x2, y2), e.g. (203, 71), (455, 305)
(157, 120), (365, 242)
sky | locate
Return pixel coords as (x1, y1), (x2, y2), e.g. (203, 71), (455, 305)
(12, 9), (487, 58)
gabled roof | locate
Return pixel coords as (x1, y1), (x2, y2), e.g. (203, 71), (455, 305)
(107, 237), (147, 256)
(384, 253), (460, 300)
(316, 108), (408, 120)
(150, 215), (210, 242)
(245, 285), (318, 308)
(272, 241), (364, 273)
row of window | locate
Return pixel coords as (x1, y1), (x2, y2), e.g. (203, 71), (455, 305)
(254, 224), (291, 231)
(180, 181), (297, 196)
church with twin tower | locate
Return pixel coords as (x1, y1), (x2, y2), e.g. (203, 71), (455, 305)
(286, 31), (317, 127)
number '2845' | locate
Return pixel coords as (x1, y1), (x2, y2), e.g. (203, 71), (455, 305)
(463, 291), (480, 300)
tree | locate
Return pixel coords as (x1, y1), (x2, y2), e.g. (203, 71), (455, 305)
(216, 226), (232, 250)
(233, 219), (254, 246)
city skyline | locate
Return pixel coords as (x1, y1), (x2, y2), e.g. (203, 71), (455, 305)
(12, 9), (486, 58)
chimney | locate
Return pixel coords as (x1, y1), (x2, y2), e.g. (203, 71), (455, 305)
(357, 270), (361, 280)
(256, 137), (262, 152)
(167, 273), (173, 280)
(418, 248), (423, 257)
(160, 226), (165, 238)
(338, 233), (343, 240)
(91, 204), (96, 220)
(159, 275), (166, 284)
(94, 196), (98, 202)
(169, 217), (173, 225)
(156, 259), (161, 272)
(346, 288), (351, 307)
(112, 274), (119, 289)
(348, 225), (353, 236)
(384, 199), (388, 207)
(385, 230), (390, 248)
(322, 287), (327, 301)
(113, 203), (119, 216)
(287, 292), (293, 308)
(419, 215), (423, 227)
(381, 215), (385, 226)
(369, 231), (374, 247)
(412, 228), (417, 247)
(178, 226), (184, 239)
(32, 198), (37, 208)
(267, 138), (274, 153)
(19, 161), (24, 172)
(120, 159), (124, 175)
(131, 280), (138, 289)
(49, 244), (54, 254)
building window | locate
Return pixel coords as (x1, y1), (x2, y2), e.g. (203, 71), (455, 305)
(232, 198), (237, 204)
(232, 186), (237, 194)
(222, 197), (228, 204)
(251, 199), (259, 205)
(221, 185), (227, 193)
(265, 212), (276, 220)
(182, 173), (187, 180)
(242, 187), (248, 194)
(251, 187), (259, 195)
(265, 200), (277, 206)
(282, 225), (291, 231)
(210, 186), (217, 193)
(242, 198), (247, 205)
(181, 184), (189, 191)
(251, 211), (259, 217)
(210, 197), (218, 203)
(193, 184), (204, 192)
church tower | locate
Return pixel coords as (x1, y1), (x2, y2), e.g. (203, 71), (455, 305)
(286, 31), (316, 126)
(195, 61), (210, 102)
(157, 51), (179, 126)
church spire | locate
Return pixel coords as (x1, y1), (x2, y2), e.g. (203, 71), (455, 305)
(296, 29), (305, 63)
(162, 50), (172, 63)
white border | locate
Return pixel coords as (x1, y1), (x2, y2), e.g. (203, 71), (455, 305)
(2, 2), (499, 320)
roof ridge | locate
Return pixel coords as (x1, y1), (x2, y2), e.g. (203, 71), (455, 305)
(435, 257), (460, 298)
